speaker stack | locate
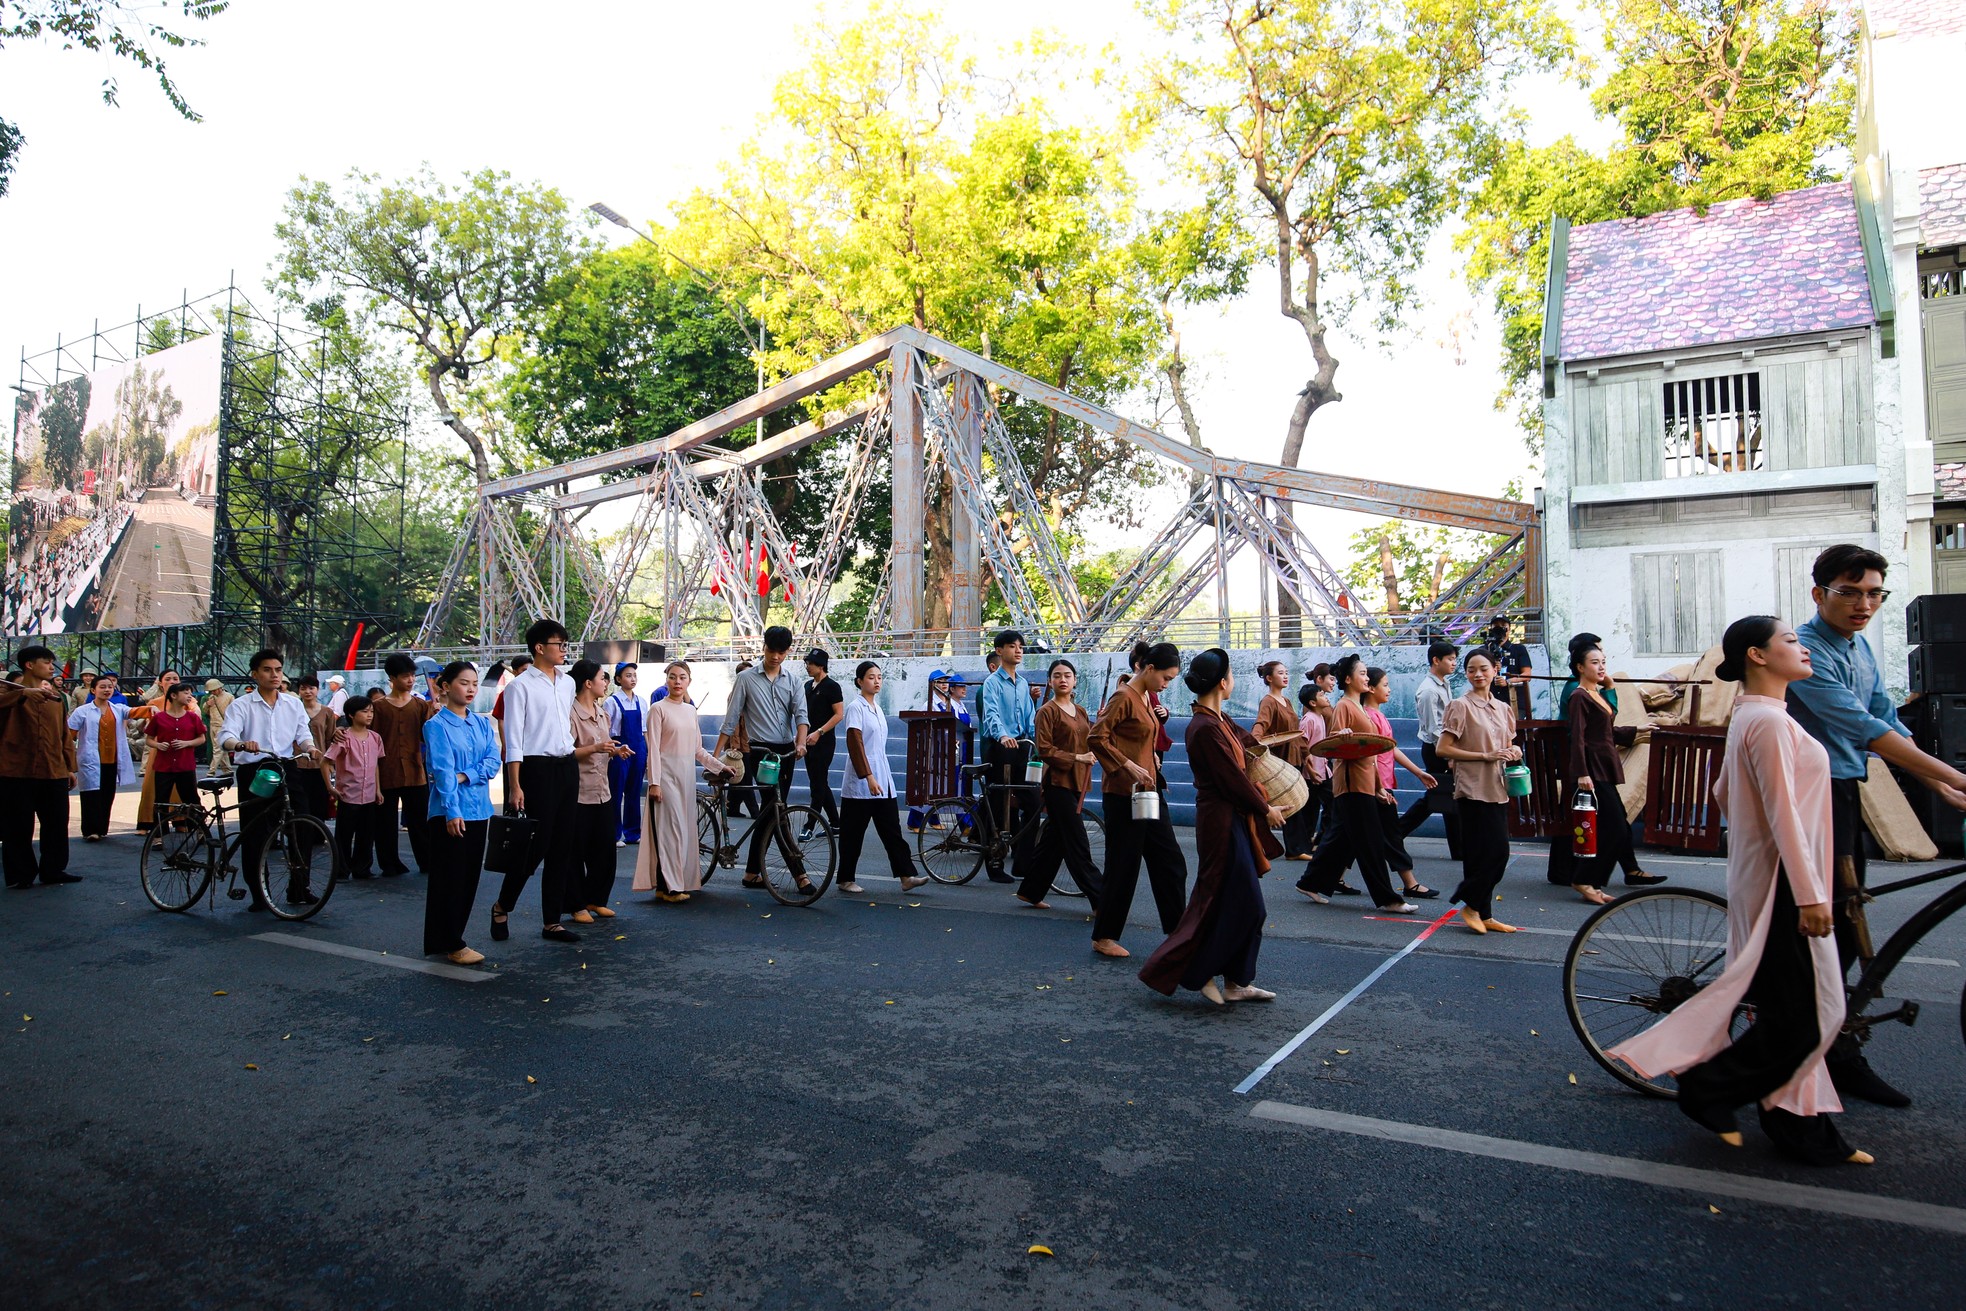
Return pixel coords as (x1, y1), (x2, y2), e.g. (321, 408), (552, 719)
(1900, 594), (1966, 854)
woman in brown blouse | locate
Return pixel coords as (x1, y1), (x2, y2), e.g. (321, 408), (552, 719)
(568, 660), (632, 925)
(1017, 659), (1101, 909)
(1545, 643), (1666, 903)
(1435, 650), (1522, 934)
(1088, 641), (1189, 958)
(1254, 660), (1315, 858)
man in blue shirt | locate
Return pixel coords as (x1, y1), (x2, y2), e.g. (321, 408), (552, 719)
(1787, 544), (1966, 1108)
(980, 629), (1039, 884)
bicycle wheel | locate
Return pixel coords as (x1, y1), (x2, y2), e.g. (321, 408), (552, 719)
(140, 804), (214, 912)
(257, 813), (340, 922)
(1563, 887), (1736, 1097)
(761, 804), (835, 907)
(696, 796), (723, 883)
(1050, 810), (1102, 898)
(917, 799), (986, 885)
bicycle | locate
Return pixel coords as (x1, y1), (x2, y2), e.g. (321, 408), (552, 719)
(914, 755), (1104, 894)
(1562, 862), (1966, 1096)
(694, 752), (837, 907)
(139, 756), (343, 922)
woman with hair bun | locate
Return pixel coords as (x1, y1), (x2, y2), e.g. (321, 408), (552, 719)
(1088, 641), (1189, 958)
(1544, 640), (1664, 904)
(1611, 616), (1871, 1166)
(1140, 648), (1284, 1004)
(634, 661), (735, 903)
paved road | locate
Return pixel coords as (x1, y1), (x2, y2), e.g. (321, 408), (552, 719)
(94, 490), (213, 629)
(2, 789), (1962, 1309)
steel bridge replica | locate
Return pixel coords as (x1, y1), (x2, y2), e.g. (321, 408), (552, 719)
(417, 328), (1542, 657)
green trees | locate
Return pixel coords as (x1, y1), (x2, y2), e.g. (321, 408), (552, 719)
(273, 167), (598, 484)
(35, 374), (87, 489)
(106, 361), (181, 487)
(1459, 0), (1856, 438)
(1, 1), (226, 196)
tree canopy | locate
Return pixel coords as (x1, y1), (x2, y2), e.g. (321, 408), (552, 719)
(1458, 0), (1856, 442)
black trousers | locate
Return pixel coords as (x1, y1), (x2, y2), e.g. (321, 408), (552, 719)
(985, 740), (1039, 877)
(292, 768), (331, 856)
(1828, 777), (1867, 975)
(424, 818), (487, 955)
(497, 754), (579, 924)
(1677, 877), (1825, 1117)
(1378, 799), (1415, 874)
(839, 795), (916, 882)
(574, 799), (617, 910)
(1301, 791), (1401, 907)
(337, 799), (384, 877)
(1279, 776), (1319, 857)
(1451, 799), (1511, 916)
(0, 776), (69, 886)
(1300, 778), (1333, 849)
(380, 783), (432, 874)
(742, 743), (797, 874)
(1091, 797), (1187, 941)
(1398, 743), (1462, 858)
(1020, 784), (1097, 902)
(80, 763), (120, 837)
(238, 773), (314, 908)
(804, 734), (841, 828)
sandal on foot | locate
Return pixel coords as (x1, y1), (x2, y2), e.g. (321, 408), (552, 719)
(490, 905), (510, 942)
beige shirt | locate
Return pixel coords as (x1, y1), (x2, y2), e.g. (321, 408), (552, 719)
(573, 699), (613, 804)
(1439, 693), (1516, 804)
(1328, 697), (1381, 797)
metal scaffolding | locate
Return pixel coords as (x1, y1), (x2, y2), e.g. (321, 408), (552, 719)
(417, 327), (1541, 657)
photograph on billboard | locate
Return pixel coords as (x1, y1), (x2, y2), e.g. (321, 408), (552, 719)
(5, 333), (222, 635)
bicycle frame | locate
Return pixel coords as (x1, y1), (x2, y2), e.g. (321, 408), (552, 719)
(1845, 861), (1966, 1028)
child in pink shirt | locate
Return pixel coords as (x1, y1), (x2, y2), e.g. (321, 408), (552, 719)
(323, 694), (388, 878)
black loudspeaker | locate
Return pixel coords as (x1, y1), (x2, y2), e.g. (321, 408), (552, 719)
(1906, 594), (1966, 645)
(1899, 693), (1966, 772)
(1890, 764), (1965, 857)
(1907, 643), (1966, 695)
(582, 639), (667, 667)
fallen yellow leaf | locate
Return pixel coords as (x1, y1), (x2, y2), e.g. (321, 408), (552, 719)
(213, 990), (228, 996)
(884, 1000), (895, 1005)
(1335, 1049), (1350, 1055)
(244, 1063), (259, 1071)
(526, 1075), (537, 1084)
(614, 935), (626, 940)
(1028, 1245), (1054, 1257)
(282, 1034), (291, 1040)
(761, 913), (771, 919)
(1568, 1073), (1578, 1085)
(1530, 1029), (1539, 1036)
(1708, 1205), (1721, 1215)
(20, 1015), (30, 1022)
(363, 1037), (375, 1043)
(908, 902), (922, 908)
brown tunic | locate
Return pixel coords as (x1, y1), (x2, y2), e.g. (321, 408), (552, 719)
(1253, 692), (1307, 768)
(1089, 682), (1158, 796)
(0, 682), (77, 779)
(1328, 697), (1382, 797)
(372, 695), (435, 789)
(296, 705), (337, 772)
(1035, 699), (1092, 793)
(1565, 689), (1632, 788)
(1439, 693), (1514, 803)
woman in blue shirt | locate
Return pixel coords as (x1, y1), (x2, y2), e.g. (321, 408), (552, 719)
(422, 661), (503, 965)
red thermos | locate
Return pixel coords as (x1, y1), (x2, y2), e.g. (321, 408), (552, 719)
(1572, 788), (1599, 858)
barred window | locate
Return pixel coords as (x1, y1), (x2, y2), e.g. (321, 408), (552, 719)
(1663, 373), (1764, 477)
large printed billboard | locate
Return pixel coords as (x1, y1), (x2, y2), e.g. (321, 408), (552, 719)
(5, 334), (222, 635)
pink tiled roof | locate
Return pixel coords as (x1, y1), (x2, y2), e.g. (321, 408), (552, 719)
(1868, 0), (1966, 40)
(1939, 462), (1966, 504)
(1923, 163), (1966, 248)
(1558, 183), (1877, 362)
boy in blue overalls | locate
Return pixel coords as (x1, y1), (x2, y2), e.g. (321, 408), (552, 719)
(606, 663), (649, 845)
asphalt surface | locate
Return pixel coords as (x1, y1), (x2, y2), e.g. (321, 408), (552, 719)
(3, 786), (1963, 1310)
(94, 490), (213, 628)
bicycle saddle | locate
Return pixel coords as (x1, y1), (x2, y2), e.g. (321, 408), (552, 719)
(197, 775), (234, 793)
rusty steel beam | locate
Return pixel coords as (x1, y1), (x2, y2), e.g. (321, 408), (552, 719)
(482, 328), (908, 499)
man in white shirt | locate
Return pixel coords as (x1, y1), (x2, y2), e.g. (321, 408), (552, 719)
(1398, 640), (1462, 860)
(493, 618), (582, 943)
(219, 648), (321, 910)
(325, 676), (348, 715)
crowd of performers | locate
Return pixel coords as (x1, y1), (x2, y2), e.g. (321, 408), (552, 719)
(5, 546), (1966, 1166)
(1, 496), (136, 634)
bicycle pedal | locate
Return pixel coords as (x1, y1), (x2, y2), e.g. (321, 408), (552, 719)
(227, 887), (247, 900)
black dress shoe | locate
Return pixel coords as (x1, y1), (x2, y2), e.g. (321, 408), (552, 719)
(542, 924), (581, 943)
(1331, 883), (1363, 896)
(489, 906), (510, 942)
(1830, 1052), (1912, 1108)
(1624, 872), (1669, 886)
(41, 872), (83, 884)
(1403, 884), (1441, 899)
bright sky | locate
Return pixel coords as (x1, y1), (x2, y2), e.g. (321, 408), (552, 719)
(0, 0), (1605, 593)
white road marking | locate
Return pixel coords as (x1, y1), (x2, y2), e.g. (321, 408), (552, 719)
(1250, 1101), (1966, 1235)
(1506, 922), (1959, 967)
(251, 931), (493, 983)
(1234, 906), (1459, 1095)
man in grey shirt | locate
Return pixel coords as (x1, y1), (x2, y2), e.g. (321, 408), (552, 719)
(1399, 640), (1462, 859)
(715, 625), (811, 885)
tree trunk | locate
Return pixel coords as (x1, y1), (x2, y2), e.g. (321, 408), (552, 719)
(1378, 533), (1401, 612)
(1271, 226), (1342, 649)
(427, 360), (492, 486)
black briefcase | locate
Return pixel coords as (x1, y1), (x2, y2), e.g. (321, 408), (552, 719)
(483, 812), (537, 875)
